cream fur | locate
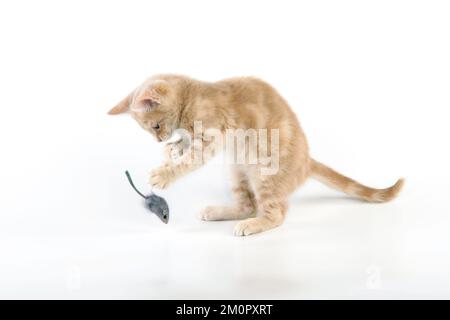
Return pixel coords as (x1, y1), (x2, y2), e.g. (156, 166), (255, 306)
(108, 74), (404, 236)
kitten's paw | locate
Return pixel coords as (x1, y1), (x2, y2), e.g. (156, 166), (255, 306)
(199, 206), (228, 221)
(164, 139), (188, 163)
(149, 166), (174, 189)
(199, 206), (255, 221)
(234, 217), (266, 236)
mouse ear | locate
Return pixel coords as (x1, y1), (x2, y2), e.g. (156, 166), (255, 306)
(131, 80), (169, 113)
(107, 90), (134, 115)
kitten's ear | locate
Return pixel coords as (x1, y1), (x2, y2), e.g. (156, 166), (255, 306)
(107, 80), (169, 114)
(107, 91), (134, 115)
(133, 80), (169, 111)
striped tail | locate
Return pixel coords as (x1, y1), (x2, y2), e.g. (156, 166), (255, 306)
(310, 158), (404, 202)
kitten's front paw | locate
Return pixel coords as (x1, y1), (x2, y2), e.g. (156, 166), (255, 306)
(164, 139), (188, 163)
(149, 166), (175, 189)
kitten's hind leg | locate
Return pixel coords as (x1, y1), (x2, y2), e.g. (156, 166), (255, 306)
(233, 200), (287, 236)
(199, 205), (255, 221)
(234, 172), (291, 236)
(199, 167), (256, 221)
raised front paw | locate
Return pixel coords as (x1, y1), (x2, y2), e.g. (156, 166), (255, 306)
(149, 166), (175, 189)
(164, 138), (189, 163)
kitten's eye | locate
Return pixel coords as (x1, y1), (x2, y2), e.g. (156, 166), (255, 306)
(153, 123), (160, 130)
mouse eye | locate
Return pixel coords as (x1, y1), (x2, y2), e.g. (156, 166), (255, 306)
(163, 214), (167, 219)
(152, 123), (160, 130)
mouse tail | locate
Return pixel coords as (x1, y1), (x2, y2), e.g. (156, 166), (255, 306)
(125, 171), (147, 198)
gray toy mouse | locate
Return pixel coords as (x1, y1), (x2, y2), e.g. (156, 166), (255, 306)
(125, 170), (169, 224)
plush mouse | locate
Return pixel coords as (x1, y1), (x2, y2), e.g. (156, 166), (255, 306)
(125, 171), (169, 224)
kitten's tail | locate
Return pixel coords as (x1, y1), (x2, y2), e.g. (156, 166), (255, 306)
(309, 158), (404, 202)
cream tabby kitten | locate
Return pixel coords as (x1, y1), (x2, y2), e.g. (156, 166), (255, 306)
(108, 74), (404, 236)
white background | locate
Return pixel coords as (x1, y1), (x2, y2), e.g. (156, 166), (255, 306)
(0, 0), (449, 299)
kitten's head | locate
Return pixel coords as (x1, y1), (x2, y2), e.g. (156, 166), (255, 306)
(108, 78), (181, 142)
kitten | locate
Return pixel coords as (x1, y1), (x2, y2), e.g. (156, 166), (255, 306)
(108, 74), (404, 236)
